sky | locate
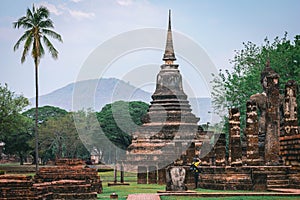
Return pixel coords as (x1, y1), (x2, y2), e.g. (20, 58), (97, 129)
(1, 0), (300, 99)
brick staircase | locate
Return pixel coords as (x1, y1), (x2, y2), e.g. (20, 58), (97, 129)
(267, 169), (289, 189)
(0, 175), (36, 200)
(0, 159), (102, 200)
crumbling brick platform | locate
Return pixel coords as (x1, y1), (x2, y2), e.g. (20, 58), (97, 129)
(0, 159), (102, 200)
(0, 174), (36, 200)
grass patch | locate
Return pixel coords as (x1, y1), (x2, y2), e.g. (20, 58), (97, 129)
(0, 162), (21, 166)
(99, 170), (137, 183)
(194, 188), (272, 193)
(161, 197), (300, 200)
(97, 182), (165, 199)
(98, 171), (300, 200)
(98, 171), (164, 199)
(97, 168), (114, 172)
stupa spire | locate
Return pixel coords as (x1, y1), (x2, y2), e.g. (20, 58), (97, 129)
(163, 9), (176, 64)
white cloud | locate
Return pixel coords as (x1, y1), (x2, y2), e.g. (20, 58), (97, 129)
(38, 2), (63, 16)
(68, 9), (95, 20)
(117, 0), (133, 6)
(70, 0), (83, 3)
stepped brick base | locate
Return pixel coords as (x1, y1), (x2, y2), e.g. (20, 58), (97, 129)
(0, 175), (36, 200)
(0, 159), (102, 200)
(198, 166), (291, 191)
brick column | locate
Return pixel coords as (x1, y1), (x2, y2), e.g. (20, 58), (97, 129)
(148, 166), (157, 184)
(280, 80), (299, 166)
(229, 108), (242, 166)
(137, 166), (147, 184)
(214, 133), (226, 166)
(245, 100), (262, 165)
(199, 131), (214, 166)
(264, 67), (281, 165)
(158, 167), (166, 185)
(283, 80), (298, 136)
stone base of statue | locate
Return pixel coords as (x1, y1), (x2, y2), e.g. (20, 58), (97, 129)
(166, 166), (187, 191)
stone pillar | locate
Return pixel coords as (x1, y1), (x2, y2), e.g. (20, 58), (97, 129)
(166, 166), (187, 191)
(113, 165), (117, 183)
(245, 100), (261, 165)
(280, 80), (299, 166)
(199, 131), (214, 166)
(252, 172), (267, 191)
(229, 108), (242, 166)
(148, 166), (157, 184)
(186, 142), (195, 164)
(137, 166), (147, 184)
(283, 80), (298, 136)
(158, 167), (166, 185)
(264, 68), (281, 165)
(120, 164), (124, 183)
(214, 133), (226, 166)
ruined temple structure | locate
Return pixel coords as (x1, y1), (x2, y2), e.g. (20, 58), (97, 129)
(198, 62), (300, 190)
(121, 11), (300, 191)
(123, 10), (204, 186)
(0, 159), (102, 200)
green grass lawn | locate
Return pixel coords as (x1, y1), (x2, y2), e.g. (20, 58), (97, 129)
(97, 182), (165, 199)
(98, 171), (165, 199)
(2, 165), (299, 200)
(161, 197), (300, 200)
(98, 171), (300, 200)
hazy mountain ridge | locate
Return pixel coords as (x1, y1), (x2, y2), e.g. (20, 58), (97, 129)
(29, 78), (212, 123)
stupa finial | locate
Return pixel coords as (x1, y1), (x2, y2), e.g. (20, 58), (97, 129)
(163, 9), (176, 64)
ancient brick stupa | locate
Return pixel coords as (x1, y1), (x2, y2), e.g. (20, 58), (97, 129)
(124, 11), (201, 180)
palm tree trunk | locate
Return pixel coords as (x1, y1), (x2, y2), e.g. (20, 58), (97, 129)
(34, 59), (39, 173)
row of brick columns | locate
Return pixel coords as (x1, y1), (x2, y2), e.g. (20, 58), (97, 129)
(200, 80), (298, 167)
(227, 79), (298, 167)
(137, 166), (167, 184)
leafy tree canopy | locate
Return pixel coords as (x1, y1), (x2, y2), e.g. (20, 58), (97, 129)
(0, 84), (32, 164)
(96, 101), (149, 150)
(23, 105), (68, 124)
(212, 33), (300, 132)
(38, 113), (89, 163)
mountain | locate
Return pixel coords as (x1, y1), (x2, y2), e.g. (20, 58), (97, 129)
(29, 78), (151, 111)
(29, 78), (213, 123)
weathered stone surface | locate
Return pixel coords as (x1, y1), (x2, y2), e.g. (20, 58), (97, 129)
(137, 166), (147, 184)
(199, 131), (215, 166)
(252, 173), (267, 191)
(124, 11), (202, 186)
(262, 64), (281, 165)
(0, 175), (35, 199)
(250, 92), (267, 161)
(148, 166), (158, 184)
(158, 167), (166, 185)
(214, 133), (226, 166)
(198, 166), (290, 191)
(229, 108), (242, 166)
(166, 166), (187, 191)
(280, 80), (300, 166)
(245, 100), (262, 165)
(0, 159), (101, 199)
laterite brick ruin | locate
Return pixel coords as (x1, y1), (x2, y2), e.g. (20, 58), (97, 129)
(123, 11), (300, 191)
(0, 159), (102, 200)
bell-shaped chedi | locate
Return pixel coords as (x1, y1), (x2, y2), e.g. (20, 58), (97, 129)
(125, 10), (200, 171)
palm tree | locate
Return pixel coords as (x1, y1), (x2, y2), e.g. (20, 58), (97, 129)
(13, 4), (63, 172)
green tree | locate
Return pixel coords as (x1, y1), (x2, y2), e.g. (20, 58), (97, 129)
(0, 84), (32, 164)
(212, 33), (300, 134)
(13, 4), (63, 171)
(96, 101), (149, 150)
(73, 109), (105, 163)
(2, 115), (33, 165)
(23, 105), (68, 124)
(39, 113), (89, 163)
